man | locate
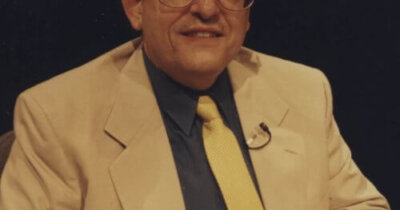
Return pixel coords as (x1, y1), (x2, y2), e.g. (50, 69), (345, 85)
(0, 0), (390, 208)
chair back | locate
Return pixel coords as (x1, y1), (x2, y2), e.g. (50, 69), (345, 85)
(0, 131), (15, 176)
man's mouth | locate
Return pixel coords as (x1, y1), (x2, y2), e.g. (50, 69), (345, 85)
(180, 27), (224, 38)
(182, 31), (222, 38)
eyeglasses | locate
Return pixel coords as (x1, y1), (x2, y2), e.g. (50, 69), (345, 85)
(159, 0), (254, 11)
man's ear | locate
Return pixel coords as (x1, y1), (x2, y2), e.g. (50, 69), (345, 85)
(245, 12), (251, 32)
(122, 0), (143, 31)
(246, 21), (250, 32)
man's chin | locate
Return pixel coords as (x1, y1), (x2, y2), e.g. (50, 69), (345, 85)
(182, 50), (228, 67)
(180, 57), (227, 75)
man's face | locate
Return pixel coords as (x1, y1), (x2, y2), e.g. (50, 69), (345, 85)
(124, 0), (250, 88)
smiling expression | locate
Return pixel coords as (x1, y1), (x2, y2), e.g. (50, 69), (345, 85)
(123, 0), (250, 89)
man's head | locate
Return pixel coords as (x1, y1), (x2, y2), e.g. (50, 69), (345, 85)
(122, 0), (251, 90)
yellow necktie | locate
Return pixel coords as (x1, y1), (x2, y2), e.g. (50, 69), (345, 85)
(196, 96), (264, 210)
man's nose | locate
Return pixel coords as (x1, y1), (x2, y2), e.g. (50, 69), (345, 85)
(189, 0), (221, 21)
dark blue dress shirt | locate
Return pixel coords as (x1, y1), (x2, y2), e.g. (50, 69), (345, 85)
(143, 53), (260, 210)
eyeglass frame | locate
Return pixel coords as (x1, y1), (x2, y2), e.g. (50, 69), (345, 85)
(158, 0), (255, 11)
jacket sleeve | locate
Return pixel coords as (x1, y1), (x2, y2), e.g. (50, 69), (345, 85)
(321, 75), (391, 209)
(0, 92), (81, 210)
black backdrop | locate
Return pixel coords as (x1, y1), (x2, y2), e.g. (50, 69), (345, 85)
(1, 0), (399, 208)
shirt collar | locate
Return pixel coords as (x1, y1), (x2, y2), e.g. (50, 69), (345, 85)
(143, 52), (233, 135)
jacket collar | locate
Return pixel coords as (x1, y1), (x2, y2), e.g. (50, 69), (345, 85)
(105, 40), (186, 210)
(229, 47), (307, 209)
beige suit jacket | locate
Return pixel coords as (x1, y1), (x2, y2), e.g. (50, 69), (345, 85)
(0, 38), (390, 210)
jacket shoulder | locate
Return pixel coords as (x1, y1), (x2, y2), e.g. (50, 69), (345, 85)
(253, 49), (327, 84)
(26, 41), (134, 96)
(244, 48), (331, 118)
(17, 41), (136, 122)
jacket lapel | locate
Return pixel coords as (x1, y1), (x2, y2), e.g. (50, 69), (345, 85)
(105, 43), (185, 210)
(228, 48), (307, 209)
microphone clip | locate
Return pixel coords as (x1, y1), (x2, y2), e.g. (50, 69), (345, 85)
(246, 122), (272, 149)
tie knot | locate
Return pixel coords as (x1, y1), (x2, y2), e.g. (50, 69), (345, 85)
(196, 96), (221, 122)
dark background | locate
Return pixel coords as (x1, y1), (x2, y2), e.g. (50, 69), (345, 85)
(1, 0), (399, 208)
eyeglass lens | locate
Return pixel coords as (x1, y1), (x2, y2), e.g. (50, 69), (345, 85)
(160, 0), (254, 10)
